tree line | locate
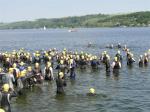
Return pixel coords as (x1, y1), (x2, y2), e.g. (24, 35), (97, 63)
(0, 11), (150, 29)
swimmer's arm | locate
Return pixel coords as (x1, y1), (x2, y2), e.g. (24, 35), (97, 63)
(10, 91), (17, 98)
(111, 62), (115, 68)
(43, 67), (46, 75)
(132, 58), (135, 62)
(50, 67), (54, 80)
(119, 62), (122, 68)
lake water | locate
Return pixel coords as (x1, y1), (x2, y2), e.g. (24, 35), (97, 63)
(0, 28), (150, 112)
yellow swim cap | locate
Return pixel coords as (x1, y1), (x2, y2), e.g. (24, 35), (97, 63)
(60, 60), (64, 64)
(6, 58), (9, 62)
(90, 57), (93, 61)
(35, 63), (39, 67)
(3, 84), (9, 92)
(9, 68), (14, 73)
(81, 51), (83, 54)
(0, 68), (2, 73)
(81, 55), (84, 59)
(62, 51), (66, 55)
(70, 55), (73, 58)
(20, 61), (24, 66)
(27, 66), (32, 71)
(104, 51), (107, 54)
(36, 53), (40, 57)
(11, 54), (15, 58)
(20, 70), (26, 77)
(94, 56), (97, 59)
(45, 53), (49, 56)
(59, 72), (64, 78)
(36, 51), (39, 54)
(48, 56), (52, 60)
(13, 63), (17, 68)
(118, 50), (120, 54)
(50, 52), (54, 56)
(114, 57), (118, 61)
(76, 55), (80, 59)
(0, 108), (5, 112)
(69, 59), (73, 63)
(47, 62), (52, 67)
(89, 88), (95, 94)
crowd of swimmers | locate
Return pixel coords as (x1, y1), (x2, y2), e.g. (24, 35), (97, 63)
(0, 44), (149, 112)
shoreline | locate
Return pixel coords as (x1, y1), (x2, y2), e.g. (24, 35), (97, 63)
(0, 27), (150, 31)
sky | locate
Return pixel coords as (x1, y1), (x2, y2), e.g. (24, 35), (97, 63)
(0, 0), (150, 22)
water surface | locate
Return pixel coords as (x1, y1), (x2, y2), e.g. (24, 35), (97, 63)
(0, 28), (150, 112)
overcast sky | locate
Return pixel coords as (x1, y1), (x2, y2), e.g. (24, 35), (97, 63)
(0, 0), (150, 22)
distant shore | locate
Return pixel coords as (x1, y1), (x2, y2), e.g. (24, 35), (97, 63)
(0, 27), (150, 31)
(0, 11), (150, 30)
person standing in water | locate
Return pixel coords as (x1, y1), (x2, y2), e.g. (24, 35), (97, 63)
(0, 84), (17, 112)
(56, 72), (67, 94)
(127, 53), (135, 66)
(90, 56), (99, 69)
(68, 58), (76, 79)
(139, 55), (144, 67)
(87, 88), (96, 96)
(105, 55), (111, 73)
(4, 68), (15, 92)
(33, 63), (44, 84)
(115, 50), (123, 62)
(112, 57), (121, 73)
(44, 62), (54, 80)
(143, 53), (149, 66)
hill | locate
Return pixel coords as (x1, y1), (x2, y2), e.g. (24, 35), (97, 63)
(0, 11), (150, 29)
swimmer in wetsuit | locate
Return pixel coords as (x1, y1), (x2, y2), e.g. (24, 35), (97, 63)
(0, 84), (17, 112)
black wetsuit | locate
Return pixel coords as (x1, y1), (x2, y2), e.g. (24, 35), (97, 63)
(139, 60), (143, 67)
(75, 59), (80, 67)
(102, 55), (107, 64)
(3, 61), (11, 72)
(79, 59), (87, 69)
(87, 93), (96, 96)
(56, 78), (66, 94)
(44, 67), (53, 80)
(43, 56), (49, 64)
(144, 58), (148, 65)
(33, 56), (41, 64)
(105, 60), (110, 72)
(33, 68), (43, 84)
(127, 57), (135, 65)
(91, 59), (99, 69)
(0, 54), (3, 63)
(25, 71), (35, 87)
(117, 44), (121, 49)
(113, 61), (120, 74)
(113, 62), (120, 69)
(69, 62), (76, 79)
(0, 92), (17, 112)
